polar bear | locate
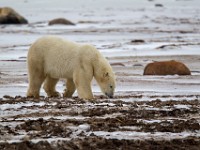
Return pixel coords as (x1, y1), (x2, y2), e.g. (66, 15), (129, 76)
(27, 36), (116, 99)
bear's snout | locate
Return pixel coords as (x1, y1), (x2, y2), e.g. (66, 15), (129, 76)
(105, 92), (114, 98)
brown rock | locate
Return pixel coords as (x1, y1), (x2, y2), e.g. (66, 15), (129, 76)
(143, 60), (191, 75)
(155, 4), (164, 7)
(48, 18), (75, 26)
(131, 39), (145, 43)
(0, 7), (28, 24)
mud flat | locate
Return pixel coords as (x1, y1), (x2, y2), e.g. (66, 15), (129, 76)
(0, 96), (200, 149)
(0, 0), (200, 149)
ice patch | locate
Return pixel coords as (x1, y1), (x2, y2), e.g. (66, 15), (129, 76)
(88, 131), (200, 140)
(0, 102), (46, 111)
(174, 105), (191, 109)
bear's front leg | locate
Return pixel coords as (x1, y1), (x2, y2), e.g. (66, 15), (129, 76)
(73, 71), (94, 100)
(76, 85), (94, 100)
(63, 79), (76, 98)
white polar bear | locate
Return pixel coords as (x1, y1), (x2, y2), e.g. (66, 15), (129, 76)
(27, 36), (116, 99)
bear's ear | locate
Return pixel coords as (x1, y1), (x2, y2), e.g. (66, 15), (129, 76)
(103, 72), (109, 78)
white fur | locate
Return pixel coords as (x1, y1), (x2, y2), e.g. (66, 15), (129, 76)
(27, 36), (116, 99)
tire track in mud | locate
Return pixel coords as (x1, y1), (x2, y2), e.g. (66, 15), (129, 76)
(0, 95), (199, 149)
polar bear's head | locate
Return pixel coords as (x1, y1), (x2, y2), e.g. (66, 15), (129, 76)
(93, 50), (116, 98)
(97, 71), (116, 98)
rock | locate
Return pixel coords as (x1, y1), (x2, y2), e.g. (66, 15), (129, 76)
(48, 18), (75, 26)
(143, 60), (191, 75)
(155, 4), (164, 7)
(3, 95), (14, 99)
(0, 7), (28, 24)
(111, 63), (125, 66)
(133, 63), (143, 67)
(131, 39), (145, 43)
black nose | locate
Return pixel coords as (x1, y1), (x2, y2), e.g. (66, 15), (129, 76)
(109, 95), (113, 98)
(105, 93), (113, 98)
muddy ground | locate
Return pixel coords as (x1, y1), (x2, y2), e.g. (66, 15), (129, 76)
(0, 95), (199, 150)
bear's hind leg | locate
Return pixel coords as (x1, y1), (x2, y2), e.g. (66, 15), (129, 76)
(63, 79), (76, 98)
(43, 76), (60, 97)
(27, 73), (45, 98)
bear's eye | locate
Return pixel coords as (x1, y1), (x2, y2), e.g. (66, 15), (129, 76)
(110, 85), (113, 89)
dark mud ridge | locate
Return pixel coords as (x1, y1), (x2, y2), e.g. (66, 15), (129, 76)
(0, 95), (199, 149)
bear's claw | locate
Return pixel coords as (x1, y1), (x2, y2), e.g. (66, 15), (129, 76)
(47, 92), (60, 98)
